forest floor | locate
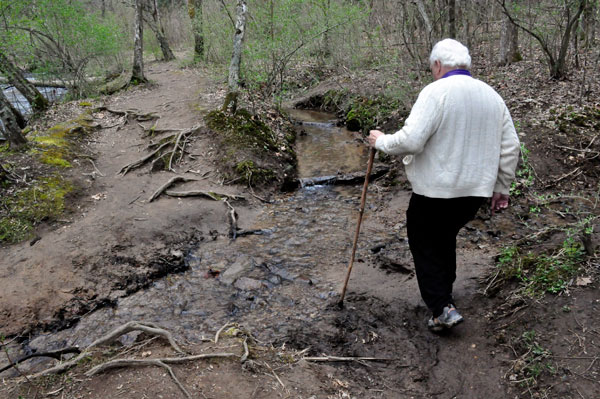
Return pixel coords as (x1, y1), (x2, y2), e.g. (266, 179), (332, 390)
(0, 57), (599, 399)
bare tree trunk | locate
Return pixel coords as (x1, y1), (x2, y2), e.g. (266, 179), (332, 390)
(223, 0), (247, 114)
(187, 0), (204, 60)
(448, 0), (456, 38)
(147, 0), (176, 61)
(131, 0), (146, 83)
(0, 90), (27, 148)
(414, 0), (433, 44)
(581, 0), (596, 48)
(498, 2), (520, 65)
(0, 51), (48, 112)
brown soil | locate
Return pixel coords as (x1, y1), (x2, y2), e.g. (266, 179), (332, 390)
(1, 59), (599, 399)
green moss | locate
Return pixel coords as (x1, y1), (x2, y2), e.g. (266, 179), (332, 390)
(29, 110), (98, 169)
(39, 149), (72, 168)
(79, 101), (93, 107)
(204, 108), (296, 188)
(205, 109), (278, 152)
(345, 95), (401, 134)
(235, 160), (275, 186)
(0, 175), (73, 243)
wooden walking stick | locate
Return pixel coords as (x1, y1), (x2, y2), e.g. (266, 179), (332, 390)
(338, 147), (376, 308)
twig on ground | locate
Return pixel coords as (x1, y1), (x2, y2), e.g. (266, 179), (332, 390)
(301, 355), (398, 363)
(215, 322), (233, 344)
(87, 159), (105, 177)
(224, 199), (238, 239)
(241, 338), (249, 363)
(263, 361), (287, 392)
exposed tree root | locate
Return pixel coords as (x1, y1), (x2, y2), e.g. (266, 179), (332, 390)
(118, 125), (200, 175)
(148, 176), (199, 202)
(94, 106), (159, 124)
(164, 190), (245, 201)
(0, 347), (81, 374)
(28, 321), (183, 378)
(85, 353), (237, 399)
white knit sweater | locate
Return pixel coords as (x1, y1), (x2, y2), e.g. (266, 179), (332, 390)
(375, 74), (520, 198)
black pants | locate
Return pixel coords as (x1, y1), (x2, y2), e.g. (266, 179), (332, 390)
(406, 193), (485, 318)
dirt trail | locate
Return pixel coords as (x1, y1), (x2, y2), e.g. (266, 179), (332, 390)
(1, 62), (598, 399)
(0, 61), (257, 337)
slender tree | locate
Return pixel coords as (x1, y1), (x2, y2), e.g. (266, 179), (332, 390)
(187, 0), (204, 60)
(448, 0), (457, 38)
(498, 1), (520, 65)
(144, 0), (175, 61)
(131, 0), (147, 83)
(499, 0), (587, 79)
(0, 90), (27, 148)
(0, 50), (48, 112)
(223, 0), (247, 113)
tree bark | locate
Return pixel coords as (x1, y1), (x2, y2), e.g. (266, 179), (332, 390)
(187, 0), (204, 60)
(149, 0), (175, 61)
(498, 2), (520, 65)
(0, 90), (27, 148)
(414, 0), (433, 43)
(0, 51), (48, 112)
(448, 0), (456, 38)
(131, 0), (147, 83)
(224, 0), (247, 114)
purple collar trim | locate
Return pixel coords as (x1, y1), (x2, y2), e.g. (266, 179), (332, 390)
(441, 69), (472, 79)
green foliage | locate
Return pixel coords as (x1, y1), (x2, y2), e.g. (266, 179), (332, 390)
(511, 330), (555, 387)
(345, 95), (401, 134)
(203, 0), (369, 95)
(0, 175), (73, 243)
(496, 233), (585, 296)
(0, 0), (126, 96)
(510, 142), (534, 196)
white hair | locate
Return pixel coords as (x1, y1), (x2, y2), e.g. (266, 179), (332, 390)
(429, 39), (471, 69)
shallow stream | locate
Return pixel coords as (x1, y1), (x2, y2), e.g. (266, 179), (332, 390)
(27, 109), (387, 357)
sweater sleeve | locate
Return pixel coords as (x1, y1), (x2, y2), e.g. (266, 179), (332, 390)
(493, 105), (520, 194)
(374, 85), (442, 155)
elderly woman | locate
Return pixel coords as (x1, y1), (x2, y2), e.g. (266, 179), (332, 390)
(368, 39), (520, 332)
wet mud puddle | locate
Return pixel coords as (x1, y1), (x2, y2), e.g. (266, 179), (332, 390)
(28, 109), (387, 355)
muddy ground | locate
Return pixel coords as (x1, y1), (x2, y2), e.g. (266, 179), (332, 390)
(1, 58), (599, 399)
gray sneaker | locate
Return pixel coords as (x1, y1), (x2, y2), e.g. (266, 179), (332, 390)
(428, 305), (464, 332)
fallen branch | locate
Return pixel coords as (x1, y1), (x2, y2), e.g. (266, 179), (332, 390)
(301, 356), (397, 363)
(164, 190), (245, 201)
(148, 176), (199, 202)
